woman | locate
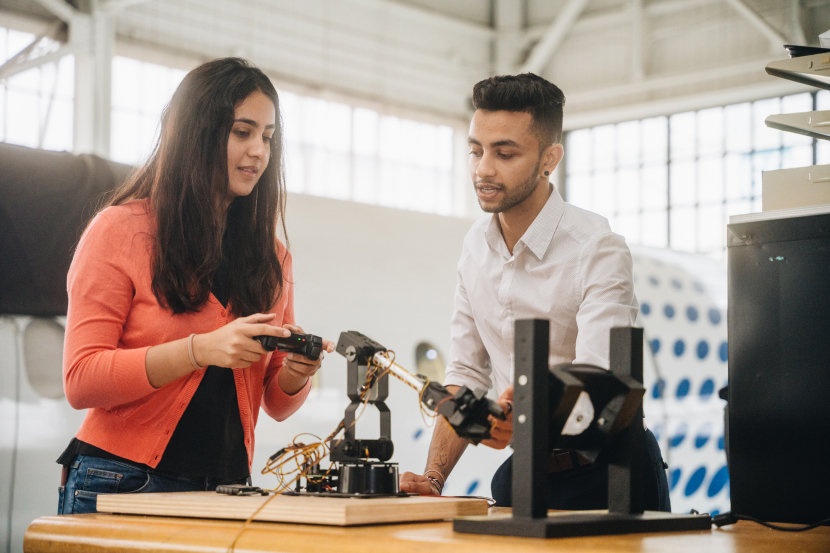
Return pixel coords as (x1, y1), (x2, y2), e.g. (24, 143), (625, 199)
(57, 58), (333, 515)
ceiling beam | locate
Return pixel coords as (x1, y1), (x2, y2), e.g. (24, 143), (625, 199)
(722, 0), (787, 51)
(564, 79), (810, 131)
(789, 0), (806, 45)
(630, 0), (644, 81)
(100, 0), (152, 13)
(520, 0), (591, 74)
(0, 43), (76, 80)
(31, 0), (77, 23)
(350, 0), (494, 40)
(567, 56), (778, 107)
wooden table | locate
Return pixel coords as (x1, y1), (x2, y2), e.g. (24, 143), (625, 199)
(24, 509), (830, 553)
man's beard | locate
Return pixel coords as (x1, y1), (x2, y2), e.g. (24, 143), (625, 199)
(477, 159), (541, 214)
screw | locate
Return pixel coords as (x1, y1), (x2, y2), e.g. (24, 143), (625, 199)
(518, 375), (528, 386)
(518, 414), (527, 424)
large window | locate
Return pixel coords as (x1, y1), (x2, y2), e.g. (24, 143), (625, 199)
(2, 33), (460, 217)
(110, 56), (187, 165)
(280, 92), (455, 215)
(0, 25), (74, 152)
(566, 91), (830, 256)
(109, 56), (457, 216)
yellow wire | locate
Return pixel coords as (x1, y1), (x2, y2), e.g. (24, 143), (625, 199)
(233, 350), (444, 552)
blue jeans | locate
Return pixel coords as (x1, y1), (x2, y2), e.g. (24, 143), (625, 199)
(491, 428), (672, 512)
(58, 455), (249, 515)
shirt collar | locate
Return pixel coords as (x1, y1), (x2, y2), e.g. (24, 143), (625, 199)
(485, 186), (565, 261)
(522, 186), (565, 260)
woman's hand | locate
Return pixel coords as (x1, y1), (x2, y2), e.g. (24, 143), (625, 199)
(192, 313), (288, 369)
(277, 324), (335, 395)
(145, 313), (287, 389)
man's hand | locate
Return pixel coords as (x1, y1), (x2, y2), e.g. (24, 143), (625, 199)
(481, 386), (513, 450)
(399, 472), (440, 495)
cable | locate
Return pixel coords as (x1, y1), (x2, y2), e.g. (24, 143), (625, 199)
(713, 511), (830, 532)
(371, 351), (438, 426)
(5, 317), (21, 553)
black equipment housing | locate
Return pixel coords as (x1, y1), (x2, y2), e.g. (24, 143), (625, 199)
(727, 213), (830, 524)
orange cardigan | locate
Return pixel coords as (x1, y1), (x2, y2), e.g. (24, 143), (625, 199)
(63, 199), (310, 470)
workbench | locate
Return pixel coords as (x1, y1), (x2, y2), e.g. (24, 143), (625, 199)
(23, 509), (830, 553)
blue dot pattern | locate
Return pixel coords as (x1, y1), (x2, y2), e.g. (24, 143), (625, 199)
(670, 469), (682, 491)
(466, 480), (479, 495)
(707, 466), (729, 498)
(686, 306), (698, 322)
(685, 467), (707, 497)
(700, 379), (715, 399)
(670, 423), (687, 448)
(700, 378), (715, 401)
(650, 338), (661, 354)
(413, 429), (423, 440)
(652, 379), (665, 399)
(695, 423), (711, 449)
(676, 378), (690, 399)
(629, 248), (729, 515)
(697, 340), (709, 360)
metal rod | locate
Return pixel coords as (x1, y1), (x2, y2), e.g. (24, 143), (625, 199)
(372, 352), (425, 393)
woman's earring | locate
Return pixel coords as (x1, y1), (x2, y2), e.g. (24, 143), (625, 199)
(544, 171), (550, 176)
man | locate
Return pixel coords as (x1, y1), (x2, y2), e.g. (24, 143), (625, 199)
(400, 74), (670, 511)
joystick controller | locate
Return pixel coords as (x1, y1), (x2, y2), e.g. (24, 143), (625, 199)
(255, 333), (324, 361)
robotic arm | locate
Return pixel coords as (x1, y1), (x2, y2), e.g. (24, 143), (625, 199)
(368, 350), (505, 444)
(262, 331), (504, 496)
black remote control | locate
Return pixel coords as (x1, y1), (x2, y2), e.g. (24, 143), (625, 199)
(255, 333), (324, 361)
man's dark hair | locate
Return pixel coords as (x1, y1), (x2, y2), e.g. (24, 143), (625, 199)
(472, 73), (565, 147)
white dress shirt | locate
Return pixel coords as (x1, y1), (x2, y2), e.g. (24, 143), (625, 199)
(443, 187), (639, 397)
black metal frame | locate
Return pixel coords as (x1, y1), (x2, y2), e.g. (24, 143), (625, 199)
(330, 332), (394, 463)
(453, 320), (712, 538)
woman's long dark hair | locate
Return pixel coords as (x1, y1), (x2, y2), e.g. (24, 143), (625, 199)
(106, 57), (286, 316)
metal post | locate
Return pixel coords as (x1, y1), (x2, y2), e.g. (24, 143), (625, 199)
(511, 318), (550, 519)
(607, 326), (645, 515)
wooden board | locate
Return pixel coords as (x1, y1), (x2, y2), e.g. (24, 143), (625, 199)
(96, 491), (488, 526)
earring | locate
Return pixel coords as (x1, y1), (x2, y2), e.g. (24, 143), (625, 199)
(544, 171), (550, 176)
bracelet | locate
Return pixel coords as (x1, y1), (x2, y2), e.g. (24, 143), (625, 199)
(188, 333), (204, 370)
(423, 469), (445, 487)
(424, 475), (443, 495)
